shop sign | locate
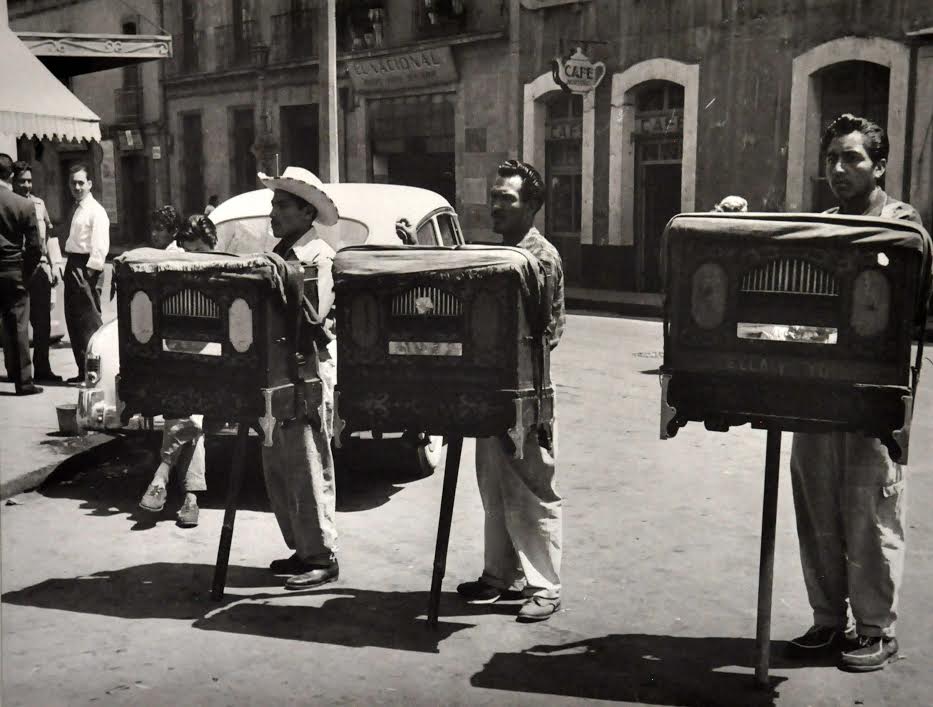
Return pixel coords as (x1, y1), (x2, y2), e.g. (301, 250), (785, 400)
(349, 46), (458, 93)
(636, 112), (683, 134)
(548, 121), (582, 140)
(551, 47), (605, 95)
(118, 128), (144, 151)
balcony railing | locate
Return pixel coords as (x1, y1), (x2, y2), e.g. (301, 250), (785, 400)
(215, 20), (256, 70)
(417, 0), (506, 40)
(114, 87), (142, 124)
(168, 30), (204, 76)
(271, 8), (315, 62)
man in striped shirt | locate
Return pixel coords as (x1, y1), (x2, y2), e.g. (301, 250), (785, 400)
(457, 160), (565, 622)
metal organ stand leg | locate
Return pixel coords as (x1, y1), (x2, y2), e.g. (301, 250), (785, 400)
(754, 428), (782, 687)
(428, 436), (464, 628)
(211, 421), (252, 600)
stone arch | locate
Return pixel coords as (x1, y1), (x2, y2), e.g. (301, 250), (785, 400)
(522, 70), (598, 243)
(785, 37), (909, 211)
(607, 58), (699, 246)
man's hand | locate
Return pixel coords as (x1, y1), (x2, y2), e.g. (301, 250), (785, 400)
(32, 260), (56, 287)
(45, 260), (58, 287)
(395, 218), (416, 245)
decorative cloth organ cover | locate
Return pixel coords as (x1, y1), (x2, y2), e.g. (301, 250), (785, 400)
(113, 248), (323, 433)
(660, 212), (933, 462)
(332, 245), (555, 455)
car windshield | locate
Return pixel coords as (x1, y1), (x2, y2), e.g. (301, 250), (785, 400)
(215, 216), (370, 255)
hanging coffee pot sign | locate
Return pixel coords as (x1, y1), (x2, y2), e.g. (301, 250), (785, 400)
(552, 47), (605, 94)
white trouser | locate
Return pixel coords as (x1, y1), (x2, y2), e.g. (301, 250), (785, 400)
(475, 424), (562, 599)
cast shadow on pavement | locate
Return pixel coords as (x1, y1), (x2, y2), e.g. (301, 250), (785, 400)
(1, 563), (478, 653)
(193, 586), (483, 653)
(36, 435), (416, 522)
(470, 634), (795, 706)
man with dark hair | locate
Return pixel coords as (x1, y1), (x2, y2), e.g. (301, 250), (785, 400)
(12, 160), (59, 382)
(817, 113), (919, 222)
(456, 159), (565, 622)
(150, 205), (182, 250)
(786, 113), (922, 672)
(0, 153), (42, 395)
(63, 163), (109, 383)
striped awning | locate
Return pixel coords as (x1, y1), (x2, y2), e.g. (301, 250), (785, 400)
(0, 28), (100, 143)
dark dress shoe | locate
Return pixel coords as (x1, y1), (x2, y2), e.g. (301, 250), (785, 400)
(269, 554), (315, 575)
(35, 372), (63, 383)
(66, 375), (84, 385)
(16, 384), (44, 396)
(284, 559), (339, 590)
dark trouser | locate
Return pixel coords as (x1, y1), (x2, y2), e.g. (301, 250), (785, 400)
(29, 268), (53, 375)
(0, 272), (34, 391)
(64, 254), (102, 377)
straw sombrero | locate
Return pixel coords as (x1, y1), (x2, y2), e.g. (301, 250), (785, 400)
(258, 166), (339, 226)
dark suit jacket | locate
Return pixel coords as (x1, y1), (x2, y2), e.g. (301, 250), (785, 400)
(0, 185), (41, 280)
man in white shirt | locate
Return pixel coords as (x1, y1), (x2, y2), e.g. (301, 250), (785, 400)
(63, 163), (109, 383)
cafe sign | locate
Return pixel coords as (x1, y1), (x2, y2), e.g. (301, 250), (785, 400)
(349, 46), (458, 93)
(551, 47), (605, 95)
(636, 112), (683, 135)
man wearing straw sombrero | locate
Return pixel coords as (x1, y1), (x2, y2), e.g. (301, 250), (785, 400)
(258, 166), (342, 589)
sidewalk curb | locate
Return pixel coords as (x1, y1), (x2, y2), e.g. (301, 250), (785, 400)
(566, 297), (663, 319)
(0, 432), (112, 500)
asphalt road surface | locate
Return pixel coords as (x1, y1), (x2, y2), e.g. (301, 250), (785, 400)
(2, 312), (931, 706)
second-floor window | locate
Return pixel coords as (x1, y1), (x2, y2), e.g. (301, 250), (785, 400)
(420, 0), (467, 35)
(337, 0), (386, 51)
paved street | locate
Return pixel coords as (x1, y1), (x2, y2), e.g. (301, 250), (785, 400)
(2, 312), (931, 706)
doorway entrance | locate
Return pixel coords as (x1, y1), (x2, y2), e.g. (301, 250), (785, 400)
(632, 80), (684, 292)
(636, 154), (681, 292)
(369, 94), (455, 205)
(120, 154), (149, 246)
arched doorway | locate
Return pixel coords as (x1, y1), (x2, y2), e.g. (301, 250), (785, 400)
(633, 80), (684, 292)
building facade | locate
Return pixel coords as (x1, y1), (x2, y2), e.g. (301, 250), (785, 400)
(8, 0), (170, 248)
(161, 0), (519, 241)
(519, 0), (933, 291)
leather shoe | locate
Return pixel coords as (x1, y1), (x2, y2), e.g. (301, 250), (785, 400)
(284, 559), (339, 590)
(66, 375), (84, 385)
(269, 553), (317, 575)
(16, 384), (44, 396)
(34, 371), (62, 383)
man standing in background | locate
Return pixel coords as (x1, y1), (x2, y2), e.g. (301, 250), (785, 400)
(0, 153), (42, 395)
(63, 163), (109, 384)
(12, 160), (60, 382)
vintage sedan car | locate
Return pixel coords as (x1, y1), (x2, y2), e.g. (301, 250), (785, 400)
(77, 183), (464, 475)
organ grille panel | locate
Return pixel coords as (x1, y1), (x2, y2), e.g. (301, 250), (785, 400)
(741, 259), (838, 296)
(391, 287), (462, 317)
(162, 290), (221, 318)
